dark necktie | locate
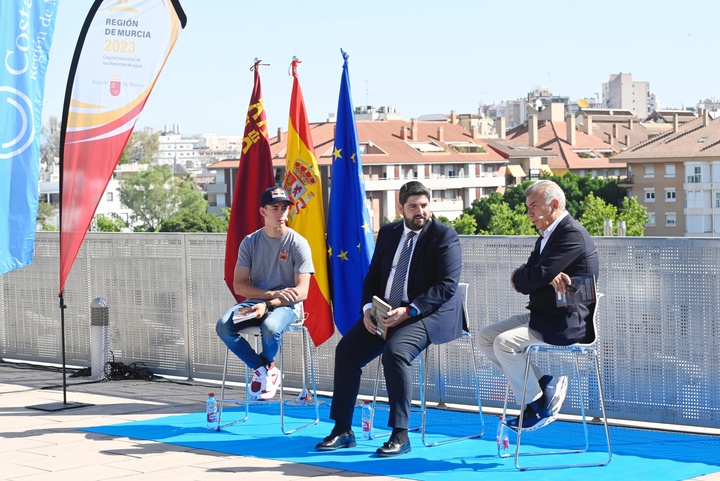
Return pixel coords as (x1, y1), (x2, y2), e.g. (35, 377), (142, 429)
(387, 231), (417, 308)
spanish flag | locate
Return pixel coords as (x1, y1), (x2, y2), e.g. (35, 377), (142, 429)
(283, 58), (334, 346)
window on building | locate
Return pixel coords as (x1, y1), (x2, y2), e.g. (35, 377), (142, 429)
(665, 212), (677, 226)
(644, 188), (655, 202)
(665, 188), (676, 202)
(106, 192), (113, 202)
(646, 212), (656, 226)
(407, 142), (445, 153)
(644, 164), (655, 178)
(687, 166), (702, 183)
(665, 163), (676, 177)
(716, 192), (720, 208)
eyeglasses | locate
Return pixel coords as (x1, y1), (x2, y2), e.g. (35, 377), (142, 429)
(565, 282), (578, 293)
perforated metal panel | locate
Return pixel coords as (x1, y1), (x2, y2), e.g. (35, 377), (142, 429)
(2, 232), (719, 428)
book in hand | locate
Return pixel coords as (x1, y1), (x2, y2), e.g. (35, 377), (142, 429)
(232, 307), (257, 324)
(556, 275), (597, 307)
(371, 296), (392, 339)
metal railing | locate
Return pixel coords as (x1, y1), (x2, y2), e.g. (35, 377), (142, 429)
(1, 233), (718, 428)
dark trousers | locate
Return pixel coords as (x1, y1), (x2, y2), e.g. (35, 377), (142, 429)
(329, 317), (431, 430)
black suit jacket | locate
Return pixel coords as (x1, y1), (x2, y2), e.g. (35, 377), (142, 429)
(512, 214), (599, 345)
(362, 219), (463, 345)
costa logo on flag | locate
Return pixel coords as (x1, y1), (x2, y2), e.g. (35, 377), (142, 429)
(279, 249), (289, 261)
(110, 75), (121, 96)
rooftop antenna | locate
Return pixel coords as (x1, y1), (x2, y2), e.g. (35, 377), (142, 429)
(365, 80), (369, 108)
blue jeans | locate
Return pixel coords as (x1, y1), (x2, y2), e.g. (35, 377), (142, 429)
(216, 301), (298, 370)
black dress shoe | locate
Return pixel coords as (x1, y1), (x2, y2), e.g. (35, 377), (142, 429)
(315, 430), (356, 451)
(376, 439), (411, 457)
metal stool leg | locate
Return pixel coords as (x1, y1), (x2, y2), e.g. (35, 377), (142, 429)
(217, 321), (319, 435)
(508, 344), (612, 470)
(217, 333), (259, 430)
(421, 332), (485, 446)
(280, 324), (319, 434)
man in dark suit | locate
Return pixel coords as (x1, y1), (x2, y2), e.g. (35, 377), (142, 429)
(478, 180), (598, 431)
(315, 181), (463, 457)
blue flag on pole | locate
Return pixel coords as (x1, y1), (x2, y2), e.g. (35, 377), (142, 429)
(0, 1), (58, 275)
(328, 50), (375, 334)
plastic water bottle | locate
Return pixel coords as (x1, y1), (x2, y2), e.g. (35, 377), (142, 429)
(496, 415), (510, 456)
(206, 392), (218, 430)
(361, 400), (373, 439)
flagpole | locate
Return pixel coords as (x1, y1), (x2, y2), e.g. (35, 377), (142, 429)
(26, 0), (105, 413)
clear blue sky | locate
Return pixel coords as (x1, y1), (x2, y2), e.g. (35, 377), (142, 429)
(42, 0), (719, 136)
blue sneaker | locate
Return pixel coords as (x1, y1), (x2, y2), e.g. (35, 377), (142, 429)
(540, 375), (568, 417)
(506, 398), (552, 432)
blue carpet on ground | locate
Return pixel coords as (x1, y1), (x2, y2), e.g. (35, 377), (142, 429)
(82, 400), (720, 480)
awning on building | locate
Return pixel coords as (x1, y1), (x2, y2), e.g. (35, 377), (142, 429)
(506, 164), (527, 178)
(540, 164), (553, 174)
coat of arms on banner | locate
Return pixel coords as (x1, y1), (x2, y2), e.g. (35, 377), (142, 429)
(110, 75), (122, 96)
(283, 158), (318, 222)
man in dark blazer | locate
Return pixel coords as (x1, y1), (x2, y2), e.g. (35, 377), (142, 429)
(478, 179), (598, 432)
(315, 181), (463, 457)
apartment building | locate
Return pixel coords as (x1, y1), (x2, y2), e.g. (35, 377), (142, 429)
(208, 117), (556, 231)
(613, 110), (720, 236)
(505, 103), (627, 179)
(602, 73), (657, 119)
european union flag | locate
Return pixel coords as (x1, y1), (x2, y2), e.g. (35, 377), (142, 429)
(328, 50), (375, 335)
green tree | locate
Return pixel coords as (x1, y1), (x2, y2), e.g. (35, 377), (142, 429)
(159, 211), (228, 233)
(618, 196), (648, 236)
(176, 175), (208, 216)
(94, 214), (126, 232)
(501, 182), (531, 211)
(467, 192), (504, 232)
(436, 215), (452, 227)
(118, 165), (205, 231)
(452, 213), (477, 234)
(579, 193), (617, 236)
(480, 203), (536, 235)
(119, 130), (160, 164)
(36, 201), (56, 230)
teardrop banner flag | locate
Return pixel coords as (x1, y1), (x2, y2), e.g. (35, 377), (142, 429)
(59, 0), (186, 294)
(284, 58), (334, 346)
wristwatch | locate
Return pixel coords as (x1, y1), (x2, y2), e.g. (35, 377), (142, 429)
(264, 301), (274, 312)
(407, 306), (419, 317)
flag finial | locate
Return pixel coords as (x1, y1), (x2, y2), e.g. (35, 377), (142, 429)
(289, 56), (302, 78)
(251, 58), (269, 71)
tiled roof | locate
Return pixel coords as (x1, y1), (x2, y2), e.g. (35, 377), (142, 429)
(506, 120), (625, 171)
(484, 139), (557, 159)
(275, 120), (507, 165)
(614, 113), (720, 160)
(210, 120), (508, 170)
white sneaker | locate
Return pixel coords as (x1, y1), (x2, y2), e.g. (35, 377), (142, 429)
(249, 366), (267, 398)
(543, 375), (568, 417)
(259, 366), (281, 400)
